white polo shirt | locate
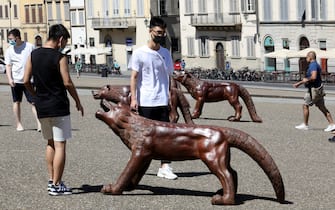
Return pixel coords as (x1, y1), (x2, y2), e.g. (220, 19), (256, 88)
(131, 45), (174, 107)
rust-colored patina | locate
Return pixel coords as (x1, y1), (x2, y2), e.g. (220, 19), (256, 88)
(92, 82), (194, 124)
(95, 101), (285, 205)
(173, 72), (262, 122)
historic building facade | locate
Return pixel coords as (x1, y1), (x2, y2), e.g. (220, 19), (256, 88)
(1, 0), (335, 74)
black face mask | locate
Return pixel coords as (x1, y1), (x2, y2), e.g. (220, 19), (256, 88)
(152, 35), (166, 44)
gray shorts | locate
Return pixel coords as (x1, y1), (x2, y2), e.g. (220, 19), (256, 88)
(304, 92), (324, 106)
(39, 115), (72, 142)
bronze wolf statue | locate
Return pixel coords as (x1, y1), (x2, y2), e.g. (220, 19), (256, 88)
(173, 71), (262, 122)
(92, 81), (194, 124)
(95, 101), (285, 205)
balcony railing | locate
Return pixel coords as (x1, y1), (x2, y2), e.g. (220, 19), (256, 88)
(190, 13), (241, 26)
(92, 17), (136, 29)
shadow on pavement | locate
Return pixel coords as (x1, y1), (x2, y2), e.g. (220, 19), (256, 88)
(72, 184), (293, 206)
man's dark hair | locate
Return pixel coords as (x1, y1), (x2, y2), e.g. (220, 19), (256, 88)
(8, 28), (21, 39)
(149, 17), (167, 29)
(48, 24), (71, 41)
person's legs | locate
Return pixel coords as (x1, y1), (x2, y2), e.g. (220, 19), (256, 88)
(303, 104), (309, 125)
(316, 99), (335, 132)
(296, 93), (311, 130)
(13, 102), (23, 130)
(52, 141), (66, 185)
(41, 116), (72, 195)
(31, 105), (41, 131)
(46, 139), (55, 181)
(24, 87), (41, 131)
(138, 106), (178, 180)
(316, 100), (334, 124)
(11, 85), (24, 130)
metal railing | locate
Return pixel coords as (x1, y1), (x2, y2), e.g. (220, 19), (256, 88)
(91, 17), (136, 29)
(190, 13), (241, 26)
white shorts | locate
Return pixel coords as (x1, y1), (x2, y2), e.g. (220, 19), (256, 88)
(39, 115), (72, 142)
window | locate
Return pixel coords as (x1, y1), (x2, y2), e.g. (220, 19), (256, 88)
(38, 5), (43, 23)
(311, 0), (318, 20)
(198, 0), (207, 14)
(47, 3), (53, 21)
(282, 39), (289, 49)
(187, 37), (195, 56)
(280, 0), (288, 20)
(199, 37), (209, 57)
(230, 0), (239, 13)
(320, 0), (326, 20)
(319, 40), (326, 50)
(35, 35), (42, 47)
(103, 0), (109, 17)
(89, 37), (95, 47)
(56, 2), (61, 20)
(79, 10), (84, 25)
(297, 0), (306, 20)
(113, 0), (119, 16)
(13, 4), (17, 18)
(24, 33), (28, 41)
(5, 5), (8, 18)
(124, 0), (131, 16)
(185, 0), (193, 14)
(0, 6), (2, 18)
(137, 0), (144, 16)
(87, 0), (93, 17)
(263, 0), (271, 21)
(159, 0), (167, 16)
(32, 5), (36, 23)
(70, 11), (76, 25)
(231, 36), (240, 57)
(246, 36), (255, 57)
(25, 5), (30, 23)
(241, 0), (255, 13)
(64, 2), (70, 20)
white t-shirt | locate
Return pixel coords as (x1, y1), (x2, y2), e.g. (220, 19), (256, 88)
(5, 42), (35, 83)
(131, 45), (174, 107)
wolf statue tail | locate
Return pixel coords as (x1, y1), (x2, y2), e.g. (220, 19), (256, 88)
(238, 85), (262, 123)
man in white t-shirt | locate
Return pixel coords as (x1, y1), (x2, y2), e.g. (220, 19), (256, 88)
(5, 28), (41, 132)
(130, 17), (177, 180)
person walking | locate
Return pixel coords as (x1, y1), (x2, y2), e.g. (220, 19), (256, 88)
(5, 28), (41, 132)
(75, 57), (82, 78)
(181, 59), (186, 71)
(293, 51), (335, 132)
(24, 24), (84, 195)
(130, 17), (177, 180)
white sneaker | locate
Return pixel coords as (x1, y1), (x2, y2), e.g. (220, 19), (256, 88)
(157, 166), (178, 180)
(324, 124), (335, 132)
(295, 123), (309, 130)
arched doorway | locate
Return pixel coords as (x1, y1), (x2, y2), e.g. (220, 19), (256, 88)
(264, 36), (275, 71)
(299, 37), (310, 79)
(215, 43), (225, 69)
(35, 35), (42, 48)
(104, 35), (113, 67)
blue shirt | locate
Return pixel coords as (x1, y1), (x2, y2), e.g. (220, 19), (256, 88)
(306, 61), (322, 88)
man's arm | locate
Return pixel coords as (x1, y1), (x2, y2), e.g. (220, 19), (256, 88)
(59, 56), (84, 116)
(293, 70), (317, 88)
(130, 70), (138, 111)
(23, 55), (36, 95)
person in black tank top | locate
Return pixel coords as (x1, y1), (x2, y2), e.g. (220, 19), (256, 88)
(23, 24), (84, 195)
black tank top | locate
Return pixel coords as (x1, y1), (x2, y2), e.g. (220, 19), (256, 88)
(31, 48), (70, 118)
